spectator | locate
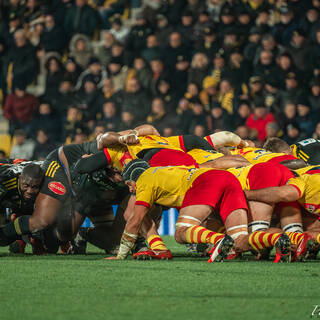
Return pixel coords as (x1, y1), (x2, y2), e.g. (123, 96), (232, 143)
(30, 101), (62, 143)
(243, 26), (263, 62)
(69, 34), (93, 69)
(184, 82), (200, 102)
(188, 100), (208, 134)
(296, 96), (316, 136)
(195, 26), (219, 61)
(76, 57), (107, 91)
(109, 16), (130, 44)
(121, 77), (151, 122)
(130, 57), (152, 92)
(118, 110), (138, 131)
(40, 13), (66, 54)
(235, 125), (251, 141)
(309, 28), (320, 78)
(234, 100), (251, 128)
(95, 31), (115, 66)
(172, 53), (191, 98)
(217, 79), (236, 115)
(246, 99), (276, 142)
(265, 122), (283, 141)
(193, 124), (207, 137)
(126, 12), (153, 62)
(146, 97), (171, 132)
(308, 78), (320, 112)
(96, 0), (126, 30)
(23, 0), (41, 25)
(44, 55), (65, 98)
(100, 100), (121, 131)
(64, 0), (99, 39)
(287, 29), (309, 71)
(176, 10), (195, 46)
(312, 121), (320, 139)
(107, 57), (129, 92)
(283, 122), (306, 145)
(199, 76), (218, 111)
(272, 5), (297, 46)
(156, 79), (179, 115)
(277, 101), (298, 129)
(165, 32), (191, 70)
(277, 52), (299, 89)
(64, 57), (82, 86)
(188, 52), (210, 89)
(279, 72), (305, 107)
(253, 49), (278, 84)
(209, 50), (227, 86)
(149, 57), (170, 96)
(32, 129), (56, 161)
(3, 82), (38, 136)
(141, 34), (163, 63)
(5, 29), (37, 89)
(207, 102), (234, 132)
(62, 106), (83, 143)
(10, 129), (35, 160)
(71, 126), (89, 144)
(154, 14), (174, 46)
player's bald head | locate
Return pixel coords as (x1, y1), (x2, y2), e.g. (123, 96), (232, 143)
(21, 163), (44, 181)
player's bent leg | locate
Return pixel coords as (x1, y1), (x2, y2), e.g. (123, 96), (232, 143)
(174, 205), (233, 262)
(278, 203), (315, 261)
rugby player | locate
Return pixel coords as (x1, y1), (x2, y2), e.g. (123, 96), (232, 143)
(0, 161), (50, 253)
(105, 160), (291, 263)
(264, 137), (320, 165)
(0, 141), (132, 254)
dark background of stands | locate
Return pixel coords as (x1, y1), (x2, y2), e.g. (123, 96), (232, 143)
(1, 0), (320, 160)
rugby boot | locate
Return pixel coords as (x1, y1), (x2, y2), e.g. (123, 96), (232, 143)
(133, 249), (173, 260)
(186, 244), (198, 254)
(273, 233), (291, 263)
(132, 236), (148, 254)
(60, 241), (72, 254)
(208, 234), (234, 263)
(71, 229), (87, 254)
(30, 237), (46, 255)
(9, 240), (26, 254)
(292, 233), (316, 262)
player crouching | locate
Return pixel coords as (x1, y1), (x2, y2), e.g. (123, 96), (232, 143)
(105, 160), (291, 262)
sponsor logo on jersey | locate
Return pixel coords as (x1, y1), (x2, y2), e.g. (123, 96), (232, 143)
(48, 181), (66, 195)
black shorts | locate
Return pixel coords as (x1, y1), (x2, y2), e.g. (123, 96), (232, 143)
(40, 150), (72, 202)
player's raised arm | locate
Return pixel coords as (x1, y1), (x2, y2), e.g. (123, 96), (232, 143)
(244, 185), (300, 204)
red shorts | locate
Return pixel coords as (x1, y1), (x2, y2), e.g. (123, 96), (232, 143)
(149, 149), (199, 168)
(247, 162), (294, 190)
(181, 170), (248, 222)
(267, 154), (297, 165)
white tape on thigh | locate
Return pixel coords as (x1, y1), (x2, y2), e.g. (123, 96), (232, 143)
(283, 223), (303, 233)
(226, 224), (248, 232)
(175, 222), (195, 229)
(248, 220), (270, 232)
(230, 231), (248, 240)
(179, 215), (201, 224)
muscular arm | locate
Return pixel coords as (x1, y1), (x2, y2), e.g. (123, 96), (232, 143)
(182, 135), (214, 151)
(118, 124), (160, 136)
(74, 151), (109, 173)
(280, 159), (307, 170)
(199, 155), (250, 169)
(114, 204), (149, 260)
(244, 185), (300, 204)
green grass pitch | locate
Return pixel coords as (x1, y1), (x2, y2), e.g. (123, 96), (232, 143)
(0, 236), (319, 320)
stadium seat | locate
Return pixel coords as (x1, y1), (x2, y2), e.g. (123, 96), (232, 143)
(0, 134), (13, 157)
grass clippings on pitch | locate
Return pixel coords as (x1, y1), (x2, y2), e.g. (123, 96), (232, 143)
(0, 236), (318, 320)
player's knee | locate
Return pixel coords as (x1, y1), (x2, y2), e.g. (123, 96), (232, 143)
(29, 216), (49, 232)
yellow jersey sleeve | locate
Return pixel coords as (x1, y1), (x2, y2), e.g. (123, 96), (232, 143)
(187, 149), (224, 164)
(230, 147), (285, 164)
(126, 135), (182, 158)
(103, 146), (132, 172)
(287, 176), (307, 198)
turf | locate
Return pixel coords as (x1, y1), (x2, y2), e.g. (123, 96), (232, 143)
(0, 237), (319, 320)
